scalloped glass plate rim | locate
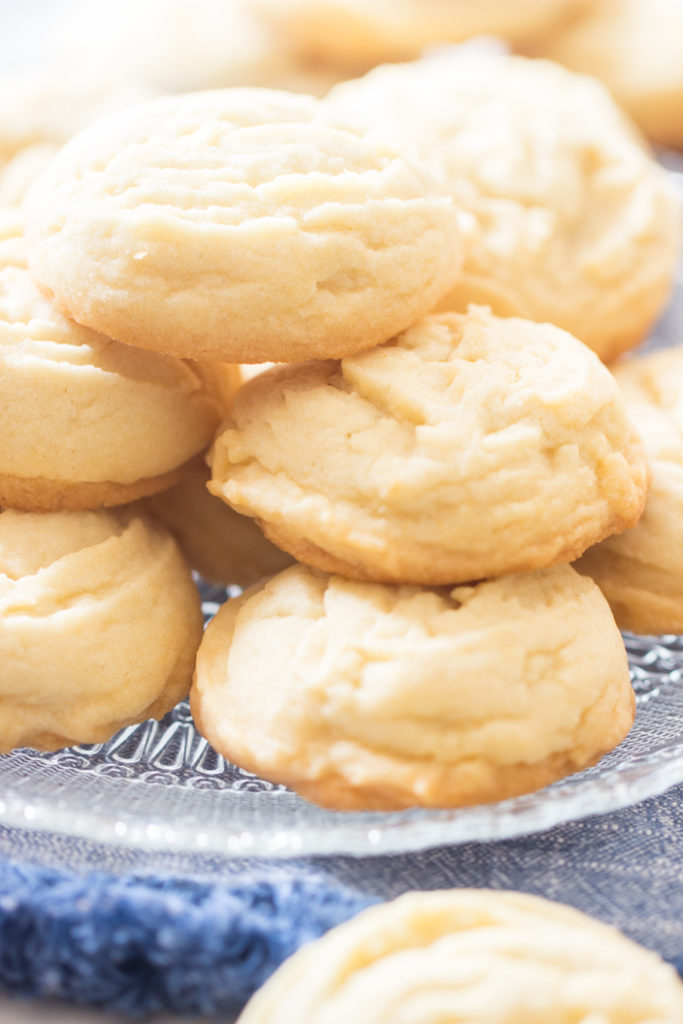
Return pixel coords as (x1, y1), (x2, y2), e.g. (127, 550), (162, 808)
(1, 740), (682, 859)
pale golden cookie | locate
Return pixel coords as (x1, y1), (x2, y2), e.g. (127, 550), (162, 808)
(535, 0), (683, 149)
(0, 230), (238, 511)
(237, 890), (683, 1022)
(24, 88), (460, 364)
(210, 308), (648, 586)
(0, 507), (203, 752)
(57, 0), (340, 95)
(142, 466), (293, 587)
(0, 70), (157, 163)
(191, 563), (634, 810)
(328, 53), (681, 361)
(0, 143), (57, 207)
(577, 345), (683, 634)
(258, 0), (590, 70)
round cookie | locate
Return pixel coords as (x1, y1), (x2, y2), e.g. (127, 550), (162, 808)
(0, 143), (57, 207)
(534, 0), (683, 150)
(191, 562), (634, 810)
(577, 345), (683, 634)
(0, 70), (157, 164)
(56, 0), (340, 96)
(237, 890), (683, 1022)
(327, 53), (681, 362)
(0, 507), (203, 752)
(0, 221), (239, 511)
(142, 466), (293, 587)
(24, 88), (461, 364)
(257, 0), (591, 70)
(209, 307), (649, 586)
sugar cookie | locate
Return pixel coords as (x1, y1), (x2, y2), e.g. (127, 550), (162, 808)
(258, 0), (590, 70)
(192, 563), (634, 810)
(0, 70), (157, 163)
(577, 345), (683, 634)
(328, 53), (681, 361)
(0, 507), (203, 752)
(535, 0), (683, 149)
(143, 466), (293, 587)
(237, 890), (683, 1021)
(0, 224), (238, 511)
(57, 0), (338, 95)
(210, 308), (648, 585)
(24, 88), (461, 364)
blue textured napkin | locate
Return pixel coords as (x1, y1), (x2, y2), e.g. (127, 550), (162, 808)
(0, 783), (682, 1017)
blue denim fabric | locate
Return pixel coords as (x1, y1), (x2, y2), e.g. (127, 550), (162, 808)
(0, 784), (681, 1016)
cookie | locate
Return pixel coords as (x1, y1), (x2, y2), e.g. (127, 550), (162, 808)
(24, 88), (461, 364)
(0, 224), (238, 511)
(237, 890), (683, 1021)
(143, 466), (293, 587)
(191, 563), (634, 810)
(534, 0), (683, 149)
(0, 70), (157, 163)
(327, 52), (681, 362)
(57, 0), (339, 95)
(577, 345), (683, 634)
(209, 308), (648, 586)
(257, 0), (590, 70)
(0, 142), (57, 206)
(0, 507), (203, 752)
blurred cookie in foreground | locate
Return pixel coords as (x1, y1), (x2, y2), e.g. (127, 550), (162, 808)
(257, 0), (591, 71)
(25, 88), (461, 363)
(0, 507), (203, 752)
(143, 466), (293, 588)
(328, 52), (681, 362)
(237, 890), (683, 1021)
(210, 308), (648, 586)
(0, 218), (238, 510)
(532, 0), (683, 150)
(192, 563), (634, 810)
(577, 345), (683, 634)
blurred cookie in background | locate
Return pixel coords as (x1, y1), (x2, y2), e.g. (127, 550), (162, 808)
(0, 70), (158, 204)
(56, 0), (347, 95)
(142, 465), (293, 588)
(256, 0), (592, 72)
(531, 0), (683, 150)
(328, 52), (681, 362)
(577, 345), (683, 634)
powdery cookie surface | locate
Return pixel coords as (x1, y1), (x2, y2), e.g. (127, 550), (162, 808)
(258, 0), (589, 69)
(143, 466), (293, 587)
(24, 88), (461, 364)
(192, 563), (633, 810)
(535, 0), (683, 149)
(237, 890), (683, 1022)
(577, 345), (683, 634)
(0, 225), (238, 510)
(210, 308), (648, 585)
(328, 53), (681, 362)
(0, 507), (203, 752)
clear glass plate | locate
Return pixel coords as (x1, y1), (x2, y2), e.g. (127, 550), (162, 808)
(1, 165), (682, 862)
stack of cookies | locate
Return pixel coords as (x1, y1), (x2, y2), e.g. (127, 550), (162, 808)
(2, 38), (681, 810)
